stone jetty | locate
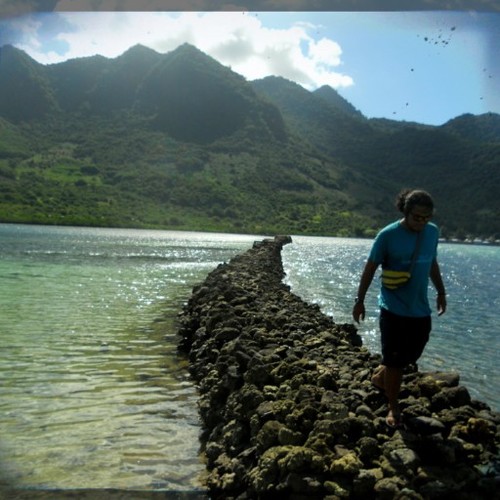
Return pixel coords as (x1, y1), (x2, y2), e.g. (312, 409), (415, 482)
(177, 236), (500, 499)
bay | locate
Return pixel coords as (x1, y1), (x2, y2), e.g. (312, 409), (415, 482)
(1, 224), (498, 493)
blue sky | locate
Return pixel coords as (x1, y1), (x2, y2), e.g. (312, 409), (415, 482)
(1, 10), (498, 125)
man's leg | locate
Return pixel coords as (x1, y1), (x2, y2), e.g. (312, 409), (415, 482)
(371, 364), (385, 390)
(384, 366), (403, 426)
(371, 364), (403, 425)
(377, 309), (407, 426)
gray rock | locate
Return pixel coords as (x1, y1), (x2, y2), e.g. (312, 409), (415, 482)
(407, 415), (447, 435)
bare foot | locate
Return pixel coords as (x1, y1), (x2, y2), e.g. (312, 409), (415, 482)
(385, 408), (402, 428)
(371, 365), (385, 391)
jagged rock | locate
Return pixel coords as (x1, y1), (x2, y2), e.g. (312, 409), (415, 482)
(431, 385), (472, 411)
(407, 415), (447, 435)
(330, 451), (363, 476)
(255, 420), (284, 451)
(374, 476), (406, 498)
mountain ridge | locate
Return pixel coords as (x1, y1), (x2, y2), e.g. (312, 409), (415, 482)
(0, 43), (499, 240)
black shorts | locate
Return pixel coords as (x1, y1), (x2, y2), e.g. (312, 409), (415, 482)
(379, 308), (431, 368)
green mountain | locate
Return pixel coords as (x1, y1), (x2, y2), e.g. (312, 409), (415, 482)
(252, 75), (500, 239)
(440, 113), (500, 143)
(0, 45), (59, 121)
(0, 43), (499, 240)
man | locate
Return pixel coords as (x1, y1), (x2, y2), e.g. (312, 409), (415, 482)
(352, 189), (447, 428)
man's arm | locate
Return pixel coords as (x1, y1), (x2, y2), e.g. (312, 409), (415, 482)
(352, 260), (379, 323)
(430, 258), (447, 316)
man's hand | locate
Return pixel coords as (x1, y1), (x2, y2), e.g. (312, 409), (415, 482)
(437, 294), (447, 316)
(352, 302), (365, 323)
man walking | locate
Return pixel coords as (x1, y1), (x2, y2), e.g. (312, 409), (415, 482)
(352, 189), (447, 427)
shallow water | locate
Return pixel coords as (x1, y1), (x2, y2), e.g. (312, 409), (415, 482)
(0, 224), (259, 492)
(1, 225), (498, 494)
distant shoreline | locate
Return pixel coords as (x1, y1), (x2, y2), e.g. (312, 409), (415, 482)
(1, 221), (499, 247)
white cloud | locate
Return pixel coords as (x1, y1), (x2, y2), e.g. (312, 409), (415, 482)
(7, 16), (44, 52)
(14, 11), (354, 90)
(309, 38), (342, 67)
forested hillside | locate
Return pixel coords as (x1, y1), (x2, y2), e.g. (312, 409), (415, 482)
(1, 43), (499, 240)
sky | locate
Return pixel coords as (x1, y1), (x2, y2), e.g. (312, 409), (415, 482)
(0, 9), (499, 125)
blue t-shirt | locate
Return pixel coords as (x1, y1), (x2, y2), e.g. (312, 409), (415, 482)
(368, 220), (439, 317)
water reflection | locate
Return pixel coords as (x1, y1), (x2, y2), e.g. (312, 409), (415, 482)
(0, 225), (259, 492)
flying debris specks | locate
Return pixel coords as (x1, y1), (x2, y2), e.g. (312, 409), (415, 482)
(483, 68), (494, 79)
(420, 24), (457, 48)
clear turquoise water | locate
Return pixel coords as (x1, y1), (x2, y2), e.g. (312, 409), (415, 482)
(1, 225), (498, 492)
(0, 224), (259, 491)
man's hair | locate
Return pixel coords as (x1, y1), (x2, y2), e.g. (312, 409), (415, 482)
(396, 188), (434, 215)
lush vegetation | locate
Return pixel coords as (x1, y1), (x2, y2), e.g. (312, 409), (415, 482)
(1, 43), (499, 240)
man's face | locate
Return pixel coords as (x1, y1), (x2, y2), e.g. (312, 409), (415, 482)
(405, 205), (433, 232)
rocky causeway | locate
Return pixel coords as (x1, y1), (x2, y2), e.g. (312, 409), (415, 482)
(177, 236), (500, 499)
